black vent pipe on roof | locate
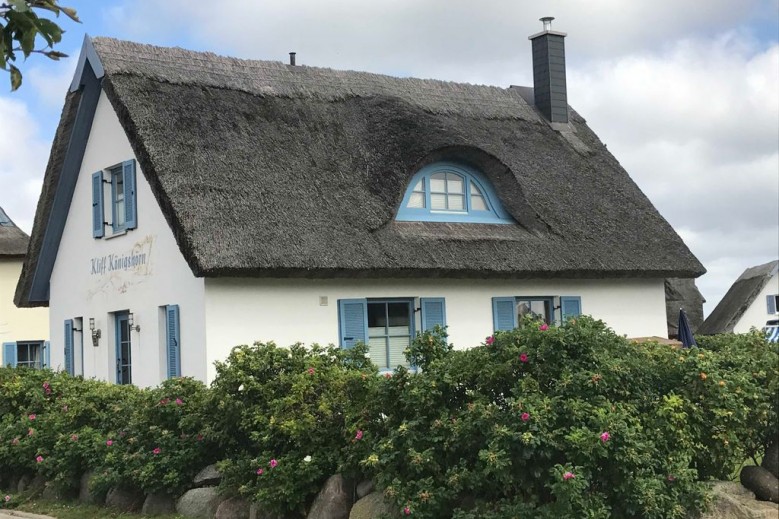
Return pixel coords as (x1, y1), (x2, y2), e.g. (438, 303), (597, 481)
(289, 52), (296, 66)
(529, 17), (568, 123)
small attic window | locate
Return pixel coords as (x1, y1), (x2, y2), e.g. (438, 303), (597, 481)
(0, 207), (12, 226)
(396, 162), (512, 224)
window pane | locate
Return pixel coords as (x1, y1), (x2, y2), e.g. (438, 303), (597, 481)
(447, 175), (464, 194)
(388, 335), (411, 368)
(367, 303), (386, 329)
(407, 192), (425, 209)
(431, 193), (447, 210)
(448, 194), (465, 211)
(470, 182), (484, 196)
(430, 173), (446, 192)
(412, 179), (424, 193)
(471, 194), (487, 211)
(17, 345), (29, 363)
(387, 303), (410, 327)
(367, 337), (388, 370)
(517, 299), (552, 324)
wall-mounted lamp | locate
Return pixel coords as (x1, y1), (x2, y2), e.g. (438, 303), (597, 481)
(89, 317), (101, 347)
(128, 313), (141, 332)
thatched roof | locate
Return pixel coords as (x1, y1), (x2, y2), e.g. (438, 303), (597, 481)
(699, 260), (779, 334)
(665, 278), (705, 338)
(16, 37), (705, 306)
(0, 207), (29, 257)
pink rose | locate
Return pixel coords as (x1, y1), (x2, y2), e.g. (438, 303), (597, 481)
(175, 398), (183, 406)
(153, 447), (161, 455)
(28, 414), (36, 421)
(563, 471), (575, 480)
(269, 459), (278, 469)
(519, 353), (529, 363)
(35, 455), (44, 463)
(256, 468), (264, 475)
(403, 506), (411, 515)
(539, 323), (549, 331)
(106, 439), (113, 446)
(521, 412), (530, 422)
(27, 428), (34, 436)
(355, 430), (364, 440)
(485, 336), (495, 346)
(4, 495), (10, 502)
(307, 367), (315, 375)
(70, 434), (78, 442)
(600, 431), (611, 442)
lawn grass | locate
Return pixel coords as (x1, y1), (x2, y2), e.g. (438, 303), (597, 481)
(5, 497), (185, 519)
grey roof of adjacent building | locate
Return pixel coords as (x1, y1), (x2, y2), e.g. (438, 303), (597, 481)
(0, 207), (29, 258)
(699, 260), (779, 335)
(15, 36), (705, 306)
(665, 278), (706, 338)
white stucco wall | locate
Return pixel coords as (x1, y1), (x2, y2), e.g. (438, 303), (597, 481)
(48, 90), (206, 387)
(203, 277), (667, 383)
(734, 272), (779, 333)
(0, 259), (48, 343)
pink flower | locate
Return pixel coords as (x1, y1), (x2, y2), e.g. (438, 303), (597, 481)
(106, 440), (113, 446)
(70, 434), (78, 442)
(256, 468), (264, 475)
(4, 495), (10, 502)
(28, 414), (36, 421)
(159, 398), (170, 405)
(11, 438), (19, 445)
(175, 398), (183, 406)
(521, 412), (530, 422)
(196, 434), (204, 442)
(269, 459), (278, 469)
(485, 335), (495, 346)
(563, 471), (575, 480)
(35, 455), (44, 463)
(153, 447), (161, 455)
(27, 428), (34, 437)
(355, 430), (364, 441)
(384, 373), (392, 379)
(539, 323), (549, 331)
(667, 474), (676, 482)
(519, 353), (529, 363)
(307, 367), (315, 375)
(600, 431), (611, 442)
(403, 506), (411, 515)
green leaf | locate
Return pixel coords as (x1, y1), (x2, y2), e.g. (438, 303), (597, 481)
(59, 6), (80, 22)
(34, 17), (63, 45)
(9, 0), (31, 13)
(43, 49), (67, 60)
(10, 64), (22, 91)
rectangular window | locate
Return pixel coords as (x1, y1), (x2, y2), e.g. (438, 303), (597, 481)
(338, 297), (446, 372)
(115, 311), (132, 384)
(92, 160), (137, 238)
(492, 295), (582, 332)
(768, 295), (779, 315)
(2, 341), (48, 369)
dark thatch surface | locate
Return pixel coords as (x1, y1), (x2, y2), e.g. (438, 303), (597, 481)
(699, 260), (779, 335)
(16, 37), (704, 305)
(665, 278), (705, 338)
(0, 207), (29, 257)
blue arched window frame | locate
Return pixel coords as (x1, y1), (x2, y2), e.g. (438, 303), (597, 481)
(396, 162), (513, 224)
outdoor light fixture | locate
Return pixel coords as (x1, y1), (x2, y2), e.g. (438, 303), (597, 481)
(89, 317), (101, 347)
(128, 313), (141, 332)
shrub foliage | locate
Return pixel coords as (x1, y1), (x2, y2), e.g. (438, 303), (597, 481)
(0, 318), (776, 518)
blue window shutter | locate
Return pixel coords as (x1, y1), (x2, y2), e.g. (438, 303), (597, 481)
(561, 296), (582, 322)
(166, 305), (181, 378)
(421, 298), (446, 331)
(768, 295), (777, 314)
(64, 320), (74, 375)
(338, 299), (368, 349)
(3, 342), (17, 368)
(92, 171), (104, 238)
(123, 160), (137, 229)
(492, 297), (517, 331)
(43, 341), (51, 368)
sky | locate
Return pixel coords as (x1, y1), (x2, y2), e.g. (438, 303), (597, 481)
(0, 0), (777, 317)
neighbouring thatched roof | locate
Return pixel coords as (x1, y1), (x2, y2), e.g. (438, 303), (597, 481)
(699, 260), (779, 335)
(665, 278), (705, 338)
(0, 207), (29, 257)
(16, 37), (705, 306)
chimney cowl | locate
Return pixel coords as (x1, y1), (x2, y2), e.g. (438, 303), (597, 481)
(289, 52), (296, 66)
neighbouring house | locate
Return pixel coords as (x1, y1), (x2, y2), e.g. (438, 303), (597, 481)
(665, 278), (705, 339)
(1, 207), (50, 368)
(15, 21), (704, 387)
(699, 260), (779, 336)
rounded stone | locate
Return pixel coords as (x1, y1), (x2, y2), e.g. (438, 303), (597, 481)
(142, 493), (177, 515)
(176, 486), (223, 519)
(349, 492), (399, 519)
(741, 465), (779, 503)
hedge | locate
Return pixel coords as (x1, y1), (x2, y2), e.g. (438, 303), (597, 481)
(0, 316), (776, 518)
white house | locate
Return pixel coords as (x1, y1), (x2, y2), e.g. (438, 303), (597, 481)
(699, 260), (779, 336)
(1, 207), (49, 368)
(15, 23), (705, 387)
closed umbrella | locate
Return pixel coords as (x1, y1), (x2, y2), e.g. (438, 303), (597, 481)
(678, 308), (697, 348)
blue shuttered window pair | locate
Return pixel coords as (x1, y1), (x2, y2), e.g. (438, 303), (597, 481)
(492, 296), (582, 332)
(166, 305), (181, 379)
(338, 298), (447, 348)
(92, 159), (137, 238)
(2, 341), (50, 368)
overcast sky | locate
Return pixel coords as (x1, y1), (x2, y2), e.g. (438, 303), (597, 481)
(1, 0), (777, 316)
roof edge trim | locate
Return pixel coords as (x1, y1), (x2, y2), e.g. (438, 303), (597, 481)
(69, 35), (104, 93)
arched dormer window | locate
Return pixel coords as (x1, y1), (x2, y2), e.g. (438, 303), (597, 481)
(396, 162), (512, 224)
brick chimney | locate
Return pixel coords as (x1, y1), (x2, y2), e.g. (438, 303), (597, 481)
(529, 17), (568, 123)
